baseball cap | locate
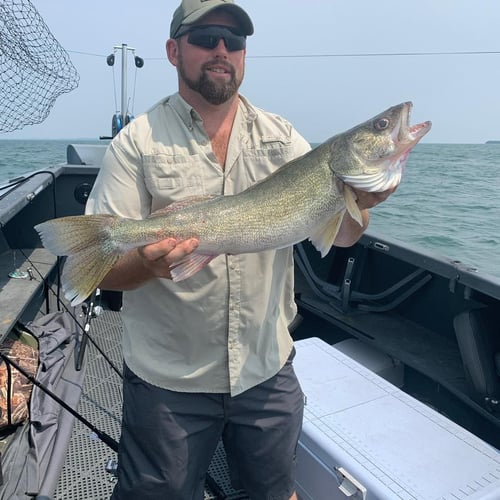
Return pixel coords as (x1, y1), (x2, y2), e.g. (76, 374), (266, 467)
(170, 0), (254, 38)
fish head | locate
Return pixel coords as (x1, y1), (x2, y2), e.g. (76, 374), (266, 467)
(330, 102), (431, 192)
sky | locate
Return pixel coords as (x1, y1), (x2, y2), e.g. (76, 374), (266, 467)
(3, 0), (500, 143)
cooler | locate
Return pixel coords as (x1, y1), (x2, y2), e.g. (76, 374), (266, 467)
(294, 337), (500, 500)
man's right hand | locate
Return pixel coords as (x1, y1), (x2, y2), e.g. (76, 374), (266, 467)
(137, 238), (200, 279)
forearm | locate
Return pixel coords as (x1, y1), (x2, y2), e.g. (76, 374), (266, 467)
(99, 249), (156, 291)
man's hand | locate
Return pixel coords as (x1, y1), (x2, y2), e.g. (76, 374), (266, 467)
(137, 238), (200, 279)
(353, 185), (398, 211)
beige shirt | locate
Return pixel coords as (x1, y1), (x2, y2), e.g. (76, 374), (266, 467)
(86, 93), (311, 396)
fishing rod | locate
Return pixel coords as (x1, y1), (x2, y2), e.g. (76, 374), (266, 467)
(0, 352), (119, 453)
(76, 289), (103, 371)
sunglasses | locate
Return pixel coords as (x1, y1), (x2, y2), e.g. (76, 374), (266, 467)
(176, 24), (246, 52)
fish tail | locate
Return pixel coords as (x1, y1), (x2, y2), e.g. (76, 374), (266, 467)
(35, 215), (121, 306)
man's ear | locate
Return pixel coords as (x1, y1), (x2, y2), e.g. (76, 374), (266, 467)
(166, 39), (178, 66)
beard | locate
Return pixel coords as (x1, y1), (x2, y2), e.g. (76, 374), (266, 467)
(177, 51), (243, 105)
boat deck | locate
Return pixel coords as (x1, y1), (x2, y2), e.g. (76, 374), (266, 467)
(55, 307), (248, 500)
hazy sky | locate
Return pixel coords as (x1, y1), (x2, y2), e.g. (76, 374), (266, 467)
(4, 0), (500, 143)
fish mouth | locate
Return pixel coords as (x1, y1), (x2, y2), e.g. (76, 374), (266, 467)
(397, 101), (432, 150)
(390, 101), (432, 177)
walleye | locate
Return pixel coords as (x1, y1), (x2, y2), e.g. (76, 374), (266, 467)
(35, 102), (431, 305)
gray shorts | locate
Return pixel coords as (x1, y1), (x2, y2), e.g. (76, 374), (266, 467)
(111, 351), (304, 500)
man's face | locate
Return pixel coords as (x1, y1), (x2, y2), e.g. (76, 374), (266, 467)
(169, 11), (246, 105)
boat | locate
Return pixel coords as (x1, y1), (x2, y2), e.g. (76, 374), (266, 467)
(1, 23), (500, 500)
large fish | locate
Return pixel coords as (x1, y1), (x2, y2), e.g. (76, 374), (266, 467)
(35, 102), (431, 305)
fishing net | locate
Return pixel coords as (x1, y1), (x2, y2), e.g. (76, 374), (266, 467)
(0, 0), (79, 133)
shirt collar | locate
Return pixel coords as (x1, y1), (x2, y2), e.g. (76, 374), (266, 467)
(166, 92), (201, 130)
(237, 94), (258, 124)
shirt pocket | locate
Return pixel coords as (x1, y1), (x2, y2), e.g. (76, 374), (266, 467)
(143, 153), (206, 207)
(241, 135), (296, 184)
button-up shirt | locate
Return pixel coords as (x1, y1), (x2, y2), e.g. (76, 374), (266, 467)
(86, 93), (311, 395)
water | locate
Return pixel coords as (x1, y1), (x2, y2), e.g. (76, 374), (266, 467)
(1, 140), (499, 278)
(368, 144), (500, 278)
(0, 139), (103, 180)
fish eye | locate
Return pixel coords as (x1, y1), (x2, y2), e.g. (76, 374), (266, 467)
(374, 118), (390, 131)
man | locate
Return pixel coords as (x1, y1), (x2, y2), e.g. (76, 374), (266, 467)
(86, 1), (394, 498)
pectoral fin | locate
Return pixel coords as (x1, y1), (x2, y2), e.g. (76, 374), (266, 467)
(309, 211), (345, 258)
(344, 185), (363, 226)
(169, 253), (217, 281)
(308, 185), (364, 258)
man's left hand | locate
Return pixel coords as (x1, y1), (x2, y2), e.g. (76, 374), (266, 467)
(353, 186), (398, 210)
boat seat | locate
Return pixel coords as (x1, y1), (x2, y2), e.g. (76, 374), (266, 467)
(453, 308), (500, 412)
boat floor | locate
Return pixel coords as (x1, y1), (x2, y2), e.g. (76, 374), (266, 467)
(55, 308), (248, 500)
